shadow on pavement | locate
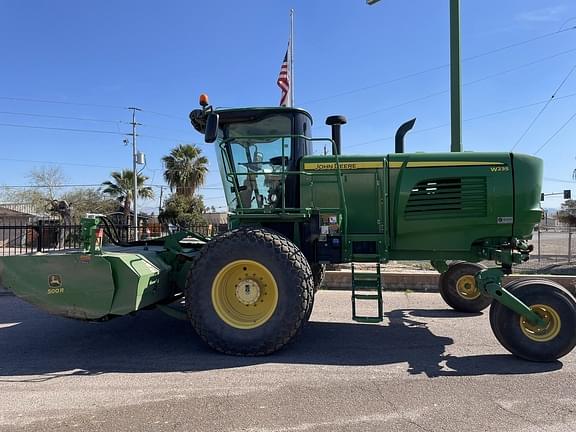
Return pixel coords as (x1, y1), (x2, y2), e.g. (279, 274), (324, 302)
(0, 297), (562, 381)
(409, 309), (483, 318)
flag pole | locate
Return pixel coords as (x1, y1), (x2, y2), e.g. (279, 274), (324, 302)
(290, 8), (295, 107)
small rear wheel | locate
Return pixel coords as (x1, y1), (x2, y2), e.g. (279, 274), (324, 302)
(185, 227), (313, 355)
(489, 280), (576, 361)
(439, 262), (491, 312)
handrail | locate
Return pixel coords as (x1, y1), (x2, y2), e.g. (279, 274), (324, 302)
(216, 134), (351, 249)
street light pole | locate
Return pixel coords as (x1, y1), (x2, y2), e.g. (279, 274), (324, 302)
(449, 0), (462, 152)
(367, 0), (463, 152)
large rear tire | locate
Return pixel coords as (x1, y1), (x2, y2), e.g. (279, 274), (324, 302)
(185, 227), (313, 356)
(303, 263), (324, 322)
(439, 262), (491, 312)
(489, 280), (576, 362)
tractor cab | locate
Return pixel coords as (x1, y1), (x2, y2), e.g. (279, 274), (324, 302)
(191, 102), (315, 211)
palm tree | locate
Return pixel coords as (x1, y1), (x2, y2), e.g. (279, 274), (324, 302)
(162, 144), (208, 197)
(101, 170), (154, 223)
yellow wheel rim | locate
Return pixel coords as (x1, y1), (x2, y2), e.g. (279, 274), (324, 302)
(211, 259), (278, 329)
(455, 275), (481, 300)
(519, 304), (561, 342)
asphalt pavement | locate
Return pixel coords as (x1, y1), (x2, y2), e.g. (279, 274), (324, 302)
(0, 291), (574, 432)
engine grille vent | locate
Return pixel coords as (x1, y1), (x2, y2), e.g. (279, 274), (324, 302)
(404, 177), (487, 220)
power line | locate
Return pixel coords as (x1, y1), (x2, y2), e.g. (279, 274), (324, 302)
(0, 122), (125, 135)
(2, 183), (110, 189)
(302, 26), (576, 105)
(0, 98), (188, 121)
(0, 156), (162, 173)
(1, 27), (574, 117)
(348, 90), (448, 121)
(346, 47), (576, 123)
(1, 183), (223, 191)
(511, 63), (576, 151)
(533, 111), (576, 155)
(1, 181), (223, 191)
(346, 91), (576, 149)
(140, 123), (193, 135)
(0, 157), (121, 169)
(0, 109), (197, 138)
(465, 48), (576, 86)
(141, 109), (187, 121)
(465, 26), (576, 61)
(138, 133), (203, 144)
(466, 91), (576, 122)
(0, 121), (207, 145)
(303, 65), (448, 106)
(0, 96), (125, 110)
(544, 177), (576, 184)
(0, 97), (188, 121)
(0, 111), (123, 124)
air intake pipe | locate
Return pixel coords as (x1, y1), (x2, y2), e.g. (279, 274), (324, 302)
(395, 118), (416, 153)
(326, 115), (347, 155)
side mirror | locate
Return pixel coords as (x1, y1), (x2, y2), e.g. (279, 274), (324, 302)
(205, 113), (219, 143)
(270, 156), (289, 167)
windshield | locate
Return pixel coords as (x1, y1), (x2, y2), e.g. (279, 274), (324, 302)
(216, 114), (292, 210)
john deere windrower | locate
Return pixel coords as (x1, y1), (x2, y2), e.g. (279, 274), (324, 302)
(1, 96), (575, 362)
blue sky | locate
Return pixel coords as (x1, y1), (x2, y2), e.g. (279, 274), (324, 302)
(1, 0), (575, 212)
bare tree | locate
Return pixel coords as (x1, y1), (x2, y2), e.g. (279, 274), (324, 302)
(27, 166), (67, 201)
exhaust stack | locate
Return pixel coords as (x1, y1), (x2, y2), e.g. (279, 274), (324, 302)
(395, 118), (416, 153)
(326, 115), (347, 155)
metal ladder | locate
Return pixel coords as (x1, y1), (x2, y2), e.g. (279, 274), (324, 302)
(351, 262), (383, 323)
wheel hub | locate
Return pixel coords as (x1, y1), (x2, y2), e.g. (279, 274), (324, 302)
(235, 279), (261, 305)
(456, 275), (481, 300)
(211, 259), (279, 330)
(520, 304), (561, 342)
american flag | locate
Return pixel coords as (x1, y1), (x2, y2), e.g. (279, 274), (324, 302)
(277, 45), (291, 107)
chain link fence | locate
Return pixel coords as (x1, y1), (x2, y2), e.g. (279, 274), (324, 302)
(515, 226), (575, 274)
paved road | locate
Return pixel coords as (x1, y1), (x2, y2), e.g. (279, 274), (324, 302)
(0, 292), (574, 432)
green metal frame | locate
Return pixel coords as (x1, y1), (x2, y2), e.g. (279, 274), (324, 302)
(475, 267), (545, 327)
(219, 134), (351, 254)
(351, 262), (383, 323)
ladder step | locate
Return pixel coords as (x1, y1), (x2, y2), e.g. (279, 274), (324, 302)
(353, 294), (381, 300)
(353, 286), (381, 292)
(351, 261), (383, 323)
(353, 316), (383, 323)
(351, 254), (381, 262)
(352, 279), (381, 288)
(353, 273), (380, 280)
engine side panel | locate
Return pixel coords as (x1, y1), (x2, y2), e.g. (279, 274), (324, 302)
(388, 152), (514, 254)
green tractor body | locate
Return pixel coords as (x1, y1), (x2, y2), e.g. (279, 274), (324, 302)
(1, 104), (574, 362)
(205, 106), (541, 267)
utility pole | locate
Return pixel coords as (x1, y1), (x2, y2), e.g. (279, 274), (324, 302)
(367, 0), (463, 151)
(158, 186), (164, 214)
(128, 107), (142, 241)
(449, 0), (462, 152)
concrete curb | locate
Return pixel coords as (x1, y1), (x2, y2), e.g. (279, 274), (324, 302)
(324, 270), (576, 295)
